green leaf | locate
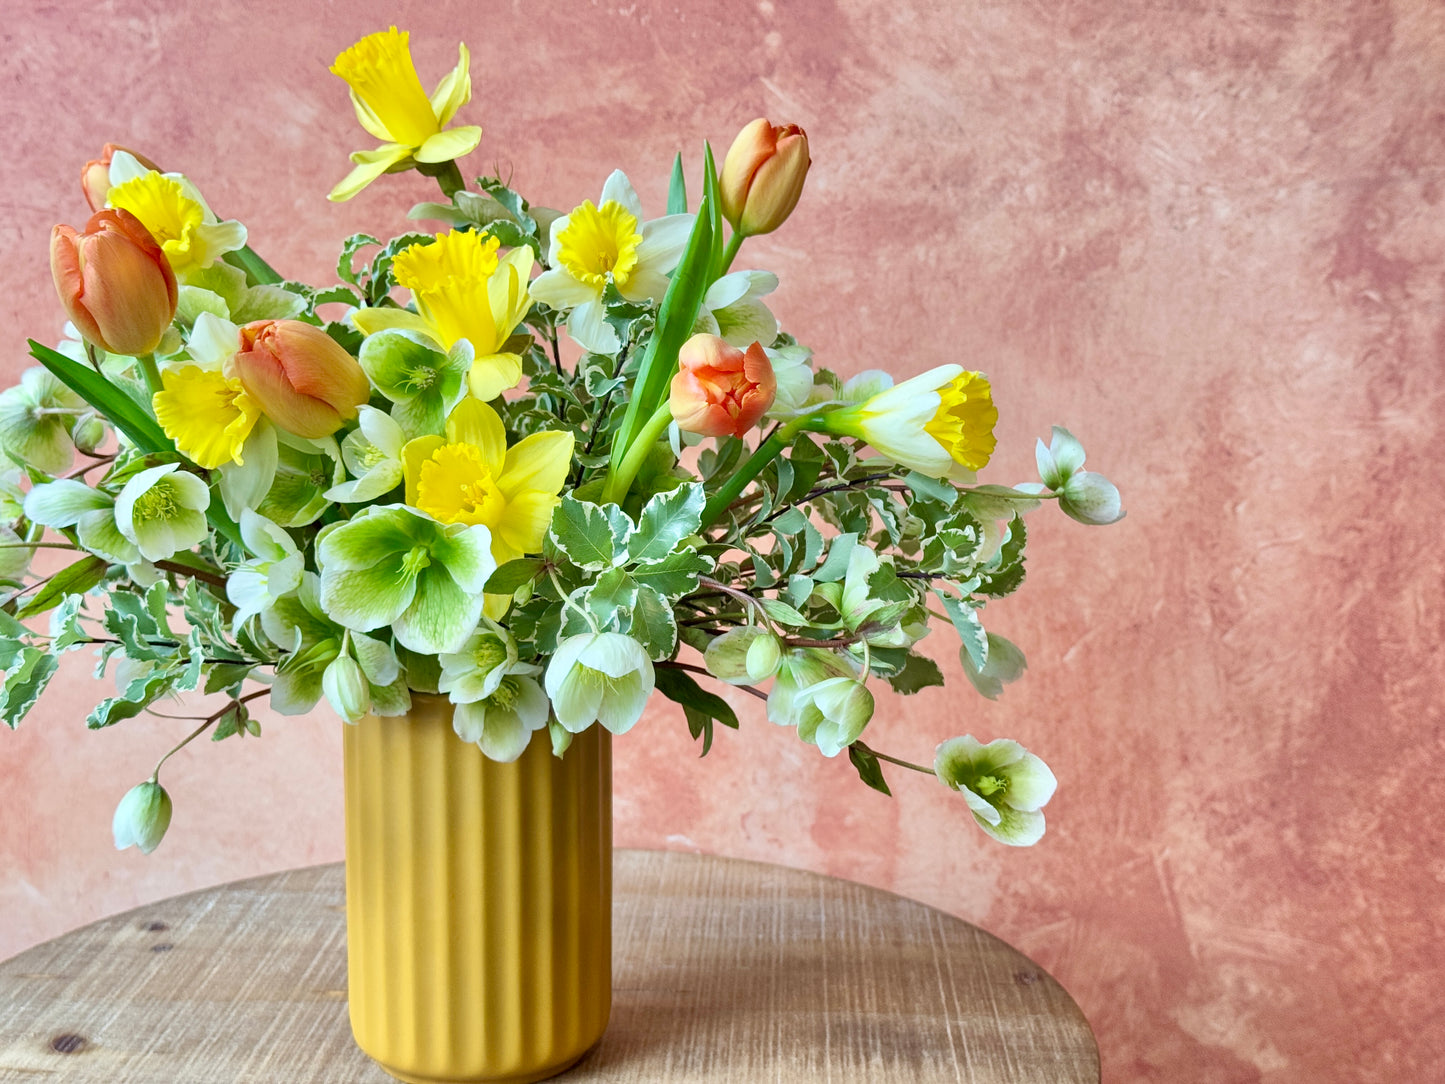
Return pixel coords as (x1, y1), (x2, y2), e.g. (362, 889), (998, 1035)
(758, 597), (808, 627)
(0, 646), (58, 728)
(583, 568), (637, 631)
(476, 178), (537, 234)
(547, 497), (625, 571)
(211, 700), (250, 741)
(702, 141), (725, 279)
(887, 652), (945, 695)
(654, 666), (739, 757)
(667, 152), (687, 214)
(205, 662), (255, 696)
(485, 558), (545, 595)
(87, 669), (174, 729)
(629, 483), (704, 563)
(814, 533), (857, 583)
(28, 340), (172, 454)
(848, 743), (893, 796)
(15, 555), (109, 619)
(629, 584), (677, 659)
(935, 589), (988, 670)
(631, 548), (713, 599)
(610, 189), (715, 472)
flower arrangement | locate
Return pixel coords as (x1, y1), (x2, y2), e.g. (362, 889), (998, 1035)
(1, 27), (1123, 856)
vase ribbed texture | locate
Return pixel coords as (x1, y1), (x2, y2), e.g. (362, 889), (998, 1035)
(344, 695), (612, 1084)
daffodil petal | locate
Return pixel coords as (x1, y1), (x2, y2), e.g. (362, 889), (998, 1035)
(499, 430), (574, 502)
(530, 267), (597, 311)
(565, 301), (619, 354)
(350, 305), (433, 340)
(402, 435), (445, 505)
(635, 213), (694, 272)
(599, 170), (643, 219)
(467, 352), (524, 401)
(495, 490), (561, 557)
(328, 143), (413, 202)
(445, 397), (507, 474)
(348, 88), (393, 142)
(429, 42), (473, 127)
(416, 126), (482, 164)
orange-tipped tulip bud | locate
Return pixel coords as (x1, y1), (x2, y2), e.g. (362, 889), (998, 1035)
(719, 119), (811, 237)
(50, 209), (178, 357)
(669, 333), (776, 438)
(81, 144), (162, 212)
(232, 320), (371, 439)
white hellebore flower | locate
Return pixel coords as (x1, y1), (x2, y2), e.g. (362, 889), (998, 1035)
(226, 509), (304, 629)
(112, 779), (173, 855)
(440, 622), (550, 761)
(530, 170), (693, 354)
(794, 676), (874, 758)
(764, 343), (824, 419)
(933, 735), (1057, 847)
(694, 270), (778, 348)
(544, 631), (654, 736)
(325, 406), (406, 503)
(114, 463), (210, 562)
(24, 478), (139, 565)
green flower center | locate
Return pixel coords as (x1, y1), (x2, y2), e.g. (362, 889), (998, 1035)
(472, 638), (509, 673)
(974, 774), (1007, 797)
(488, 675), (522, 711)
(402, 365), (438, 393)
(401, 545), (432, 575)
(132, 483), (179, 524)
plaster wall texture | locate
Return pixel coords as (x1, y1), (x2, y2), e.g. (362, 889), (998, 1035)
(1, 2), (1442, 1081)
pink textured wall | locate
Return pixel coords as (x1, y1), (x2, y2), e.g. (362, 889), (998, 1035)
(3, 2), (1443, 1080)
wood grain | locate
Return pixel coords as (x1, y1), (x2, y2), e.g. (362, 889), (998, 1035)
(0, 851), (1098, 1082)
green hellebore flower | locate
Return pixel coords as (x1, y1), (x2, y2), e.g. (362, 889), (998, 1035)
(961, 632), (1027, 701)
(356, 328), (471, 439)
(112, 778), (173, 855)
(766, 648), (852, 729)
(23, 478), (140, 564)
(452, 673), (550, 762)
(1059, 470), (1125, 526)
(933, 735), (1057, 847)
(1035, 425), (1086, 490)
(318, 503), (496, 655)
(794, 676), (874, 758)
(0, 367), (83, 474)
(544, 632), (654, 736)
(226, 509), (303, 629)
(322, 654), (371, 723)
(114, 463), (210, 562)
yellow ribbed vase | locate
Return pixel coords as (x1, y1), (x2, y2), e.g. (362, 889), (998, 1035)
(343, 695), (612, 1083)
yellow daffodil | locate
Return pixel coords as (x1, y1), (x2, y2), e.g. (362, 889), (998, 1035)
(107, 171), (247, 277)
(530, 170), (693, 354)
(403, 397), (572, 569)
(328, 27), (482, 202)
(351, 231), (534, 400)
(819, 365), (997, 481)
(152, 365), (260, 469)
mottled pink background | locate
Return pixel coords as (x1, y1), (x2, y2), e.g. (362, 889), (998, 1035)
(3, 2), (1443, 1080)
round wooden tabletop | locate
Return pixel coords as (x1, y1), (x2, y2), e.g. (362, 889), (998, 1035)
(0, 850), (1098, 1082)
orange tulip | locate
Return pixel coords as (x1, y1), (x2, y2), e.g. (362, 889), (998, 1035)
(81, 144), (161, 212)
(669, 333), (776, 438)
(232, 320), (371, 439)
(718, 119), (810, 237)
(50, 208), (178, 357)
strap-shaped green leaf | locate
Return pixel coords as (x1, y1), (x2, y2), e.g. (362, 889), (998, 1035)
(28, 340), (172, 454)
(667, 152), (687, 215)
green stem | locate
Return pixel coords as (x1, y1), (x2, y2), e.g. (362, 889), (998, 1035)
(717, 231), (744, 277)
(867, 747), (934, 775)
(222, 247), (282, 286)
(152, 689), (267, 778)
(135, 353), (162, 398)
(418, 160), (466, 200)
(698, 414), (828, 529)
(602, 401), (675, 505)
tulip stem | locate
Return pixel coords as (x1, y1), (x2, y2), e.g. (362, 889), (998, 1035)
(718, 232), (744, 278)
(601, 402), (674, 505)
(135, 353), (163, 398)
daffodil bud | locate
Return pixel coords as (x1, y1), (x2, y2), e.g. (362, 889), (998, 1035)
(719, 119), (811, 237)
(233, 320), (371, 439)
(112, 779), (173, 855)
(323, 654), (372, 724)
(704, 626), (783, 684)
(51, 208), (178, 357)
(70, 412), (106, 455)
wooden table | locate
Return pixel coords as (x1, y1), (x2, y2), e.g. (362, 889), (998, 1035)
(0, 851), (1098, 1082)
